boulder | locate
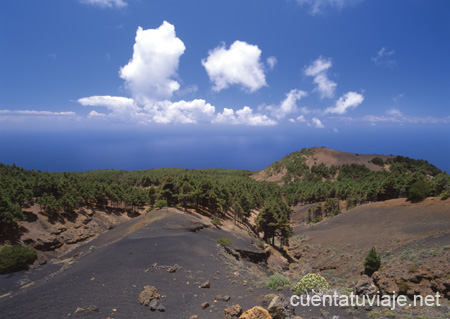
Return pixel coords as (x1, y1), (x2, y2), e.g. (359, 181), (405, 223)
(149, 299), (165, 312)
(355, 275), (378, 296)
(268, 295), (296, 319)
(201, 302), (210, 309)
(224, 304), (243, 318)
(138, 285), (160, 306)
(239, 306), (272, 319)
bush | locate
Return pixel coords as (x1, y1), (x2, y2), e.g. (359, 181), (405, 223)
(370, 157), (384, 166)
(294, 273), (329, 295)
(364, 247), (381, 276)
(0, 245), (37, 274)
(217, 237), (232, 247)
(154, 199), (167, 209)
(211, 217), (222, 227)
(266, 273), (290, 290)
(408, 179), (430, 202)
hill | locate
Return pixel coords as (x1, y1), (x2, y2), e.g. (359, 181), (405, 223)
(252, 147), (439, 184)
(1, 149), (450, 318)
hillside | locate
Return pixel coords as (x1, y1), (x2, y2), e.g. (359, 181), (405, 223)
(251, 147), (437, 184)
(251, 147), (449, 210)
(1, 149), (450, 319)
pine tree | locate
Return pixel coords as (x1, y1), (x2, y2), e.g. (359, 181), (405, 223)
(364, 247), (381, 276)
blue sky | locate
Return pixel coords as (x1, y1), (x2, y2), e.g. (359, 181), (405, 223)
(0, 0), (449, 172)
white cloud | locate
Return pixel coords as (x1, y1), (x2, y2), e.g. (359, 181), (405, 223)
(213, 106), (277, 126)
(371, 47), (396, 68)
(266, 56), (278, 70)
(88, 110), (106, 118)
(145, 99), (215, 124)
(299, 106), (311, 114)
(289, 115), (307, 123)
(386, 108), (402, 116)
(78, 95), (142, 122)
(202, 41), (267, 92)
(79, 96), (215, 124)
(119, 22), (186, 103)
(304, 57), (336, 99)
(310, 117), (324, 128)
(0, 109), (78, 123)
(264, 89), (308, 120)
(0, 110), (76, 116)
(325, 91), (364, 114)
(296, 0), (362, 16)
(80, 0), (127, 9)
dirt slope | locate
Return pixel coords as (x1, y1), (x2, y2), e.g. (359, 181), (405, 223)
(0, 208), (272, 319)
(288, 197), (450, 311)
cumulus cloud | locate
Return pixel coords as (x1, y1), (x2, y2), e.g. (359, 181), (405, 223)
(119, 21), (186, 103)
(88, 110), (106, 118)
(213, 106), (277, 126)
(78, 95), (142, 122)
(202, 41), (267, 92)
(266, 56), (278, 70)
(296, 0), (362, 15)
(263, 89), (308, 120)
(325, 91), (364, 114)
(145, 99), (215, 124)
(372, 47), (396, 68)
(310, 117), (324, 128)
(80, 0), (127, 9)
(79, 96), (217, 124)
(304, 57), (336, 99)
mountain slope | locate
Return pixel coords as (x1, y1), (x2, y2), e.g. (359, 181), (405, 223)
(252, 147), (395, 184)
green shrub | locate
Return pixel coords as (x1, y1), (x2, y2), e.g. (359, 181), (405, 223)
(211, 217), (222, 226)
(294, 273), (329, 295)
(370, 157), (385, 166)
(408, 265), (418, 273)
(408, 179), (430, 201)
(154, 199), (167, 209)
(364, 247), (381, 276)
(0, 245), (37, 274)
(217, 237), (232, 247)
(266, 273), (290, 290)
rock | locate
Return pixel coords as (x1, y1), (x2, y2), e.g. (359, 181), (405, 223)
(74, 307), (85, 313)
(166, 264), (182, 273)
(87, 305), (99, 312)
(355, 275), (378, 296)
(200, 280), (210, 288)
(150, 299), (165, 312)
(224, 304), (243, 318)
(215, 294), (231, 302)
(268, 295), (296, 319)
(294, 251), (302, 259)
(201, 302), (210, 309)
(157, 303), (166, 312)
(138, 285), (160, 306)
(189, 316), (198, 319)
(239, 306), (272, 319)
(149, 299), (158, 311)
